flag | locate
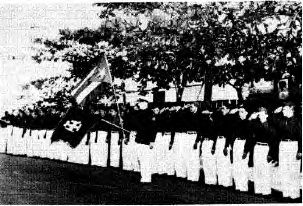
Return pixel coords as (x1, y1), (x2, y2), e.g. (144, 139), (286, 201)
(51, 106), (96, 148)
(71, 54), (112, 104)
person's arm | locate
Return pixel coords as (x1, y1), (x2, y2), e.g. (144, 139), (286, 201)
(169, 131), (175, 150)
(243, 121), (256, 159)
(267, 120), (279, 164)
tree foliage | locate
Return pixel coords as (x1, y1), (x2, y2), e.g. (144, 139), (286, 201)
(32, 1), (301, 103)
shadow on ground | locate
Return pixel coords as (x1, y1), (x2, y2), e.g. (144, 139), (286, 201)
(0, 154), (301, 204)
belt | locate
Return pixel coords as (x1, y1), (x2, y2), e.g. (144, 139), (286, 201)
(204, 137), (211, 141)
(282, 139), (294, 142)
(236, 137), (245, 140)
(256, 142), (268, 146)
(164, 132), (171, 135)
(111, 131), (119, 134)
(187, 131), (197, 134)
(218, 136), (224, 139)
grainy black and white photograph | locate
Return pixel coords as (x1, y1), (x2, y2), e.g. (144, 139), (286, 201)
(0, 0), (302, 204)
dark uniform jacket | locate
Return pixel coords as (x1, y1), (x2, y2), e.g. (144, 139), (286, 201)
(272, 113), (302, 154)
(132, 109), (157, 145)
(243, 117), (276, 166)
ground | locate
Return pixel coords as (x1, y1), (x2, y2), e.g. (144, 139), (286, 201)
(0, 154), (301, 204)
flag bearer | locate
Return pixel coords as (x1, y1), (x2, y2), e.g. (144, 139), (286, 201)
(107, 106), (122, 168)
(273, 102), (302, 199)
(132, 99), (157, 183)
(124, 104), (140, 172)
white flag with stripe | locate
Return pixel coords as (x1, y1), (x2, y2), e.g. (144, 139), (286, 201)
(71, 54), (112, 104)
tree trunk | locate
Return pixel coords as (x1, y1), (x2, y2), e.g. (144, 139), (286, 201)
(176, 86), (184, 103)
(204, 69), (213, 104)
(273, 78), (280, 100)
(236, 87), (244, 105)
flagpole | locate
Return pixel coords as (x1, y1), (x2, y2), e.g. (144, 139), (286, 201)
(100, 118), (131, 133)
(111, 83), (127, 140)
(103, 54), (127, 141)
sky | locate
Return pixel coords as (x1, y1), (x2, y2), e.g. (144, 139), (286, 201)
(0, 3), (101, 114)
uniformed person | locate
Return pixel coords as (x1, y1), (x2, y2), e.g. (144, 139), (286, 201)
(231, 107), (250, 192)
(150, 106), (162, 174)
(124, 104), (140, 172)
(0, 116), (9, 153)
(165, 106), (177, 176)
(173, 105), (189, 178)
(90, 106), (109, 167)
(107, 106), (123, 168)
(184, 103), (203, 182)
(12, 110), (27, 156)
(212, 105), (233, 187)
(200, 109), (217, 185)
(244, 106), (276, 196)
(272, 102), (302, 199)
(156, 106), (175, 176)
(131, 99), (157, 183)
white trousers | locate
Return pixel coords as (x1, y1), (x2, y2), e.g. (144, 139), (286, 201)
(11, 127), (23, 155)
(32, 130), (42, 157)
(45, 130), (54, 159)
(165, 133), (175, 176)
(129, 131), (140, 172)
(18, 128), (27, 156)
(174, 132), (187, 178)
(253, 144), (272, 195)
(232, 139), (249, 192)
(201, 139), (217, 185)
(26, 130), (34, 157)
(122, 132), (134, 171)
(68, 134), (89, 164)
(154, 132), (174, 175)
(0, 127), (8, 153)
(279, 141), (301, 199)
(216, 137), (232, 187)
(33, 130), (46, 158)
(110, 132), (120, 168)
(185, 133), (201, 182)
(137, 143), (153, 182)
(90, 131), (108, 167)
(6, 126), (14, 154)
(39, 130), (49, 158)
(153, 132), (168, 174)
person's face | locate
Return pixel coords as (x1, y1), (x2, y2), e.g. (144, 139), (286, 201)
(138, 102), (148, 110)
(100, 110), (106, 117)
(32, 112), (38, 118)
(190, 104), (198, 113)
(221, 107), (229, 115)
(238, 108), (248, 120)
(109, 109), (117, 116)
(282, 105), (294, 118)
(258, 107), (267, 114)
(133, 105), (139, 111)
(153, 107), (160, 115)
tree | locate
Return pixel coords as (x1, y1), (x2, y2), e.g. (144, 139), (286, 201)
(32, 1), (301, 104)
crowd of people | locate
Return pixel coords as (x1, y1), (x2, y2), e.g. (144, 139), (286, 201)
(0, 99), (301, 199)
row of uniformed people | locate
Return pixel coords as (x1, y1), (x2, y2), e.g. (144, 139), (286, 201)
(0, 101), (301, 199)
(120, 101), (301, 199)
